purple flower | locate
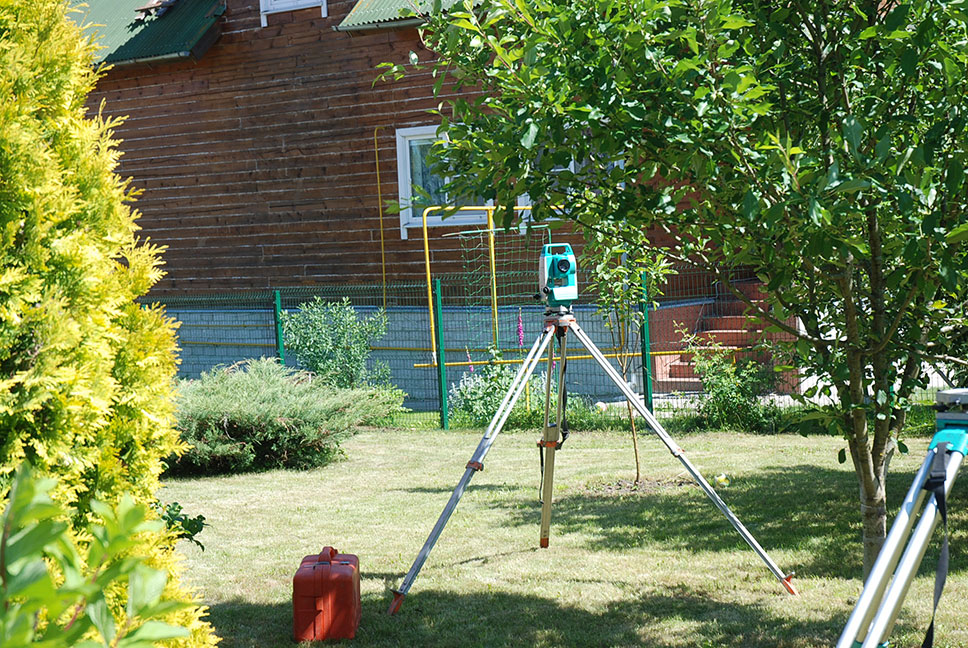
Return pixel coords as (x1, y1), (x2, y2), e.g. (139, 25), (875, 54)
(517, 308), (524, 347)
(466, 347), (474, 373)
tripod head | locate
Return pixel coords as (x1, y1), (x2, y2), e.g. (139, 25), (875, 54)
(936, 388), (968, 432)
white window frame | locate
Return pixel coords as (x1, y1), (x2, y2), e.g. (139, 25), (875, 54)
(395, 125), (489, 239)
(260, 0), (327, 27)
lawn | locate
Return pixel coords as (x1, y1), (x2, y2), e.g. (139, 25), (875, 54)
(160, 427), (968, 648)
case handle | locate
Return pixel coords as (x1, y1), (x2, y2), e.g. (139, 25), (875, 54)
(317, 546), (338, 563)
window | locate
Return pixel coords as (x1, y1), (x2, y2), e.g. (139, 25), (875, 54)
(395, 125), (488, 239)
(260, 0), (326, 27)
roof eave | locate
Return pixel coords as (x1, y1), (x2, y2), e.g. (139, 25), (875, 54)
(106, 19), (222, 67)
(334, 16), (425, 33)
(107, 50), (191, 67)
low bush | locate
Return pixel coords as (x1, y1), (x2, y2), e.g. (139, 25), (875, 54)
(684, 333), (781, 433)
(448, 357), (542, 427)
(448, 350), (611, 430)
(281, 297), (390, 388)
(169, 359), (404, 475)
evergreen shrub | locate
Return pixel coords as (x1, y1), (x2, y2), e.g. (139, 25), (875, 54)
(0, 2), (215, 644)
(170, 358), (404, 475)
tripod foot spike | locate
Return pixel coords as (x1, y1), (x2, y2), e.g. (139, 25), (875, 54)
(781, 572), (798, 596)
(387, 591), (406, 615)
(539, 538), (549, 548)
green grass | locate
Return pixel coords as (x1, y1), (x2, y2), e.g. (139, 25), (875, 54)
(160, 428), (968, 648)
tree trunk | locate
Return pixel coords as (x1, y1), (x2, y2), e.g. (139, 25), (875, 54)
(861, 484), (888, 578)
(625, 399), (641, 483)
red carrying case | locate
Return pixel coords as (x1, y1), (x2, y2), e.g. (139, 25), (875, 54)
(292, 546), (361, 641)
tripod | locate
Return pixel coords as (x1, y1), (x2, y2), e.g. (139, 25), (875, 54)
(836, 388), (967, 648)
(388, 307), (797, 615)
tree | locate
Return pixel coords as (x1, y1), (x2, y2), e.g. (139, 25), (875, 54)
(585, 221), (673, 483)
(391, 0), (968, 576)
(0, 1), (217, 644)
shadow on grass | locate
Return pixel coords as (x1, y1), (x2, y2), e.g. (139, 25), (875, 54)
(401, 483), (529, 494)
(441, 463), (968, 580)
(205, 582), (932, 648)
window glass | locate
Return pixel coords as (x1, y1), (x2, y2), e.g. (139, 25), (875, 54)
(408, 138), (447, 207)
(260, 0), (326, 26)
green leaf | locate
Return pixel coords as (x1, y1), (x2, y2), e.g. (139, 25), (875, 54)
(5, 520), (68, 567)
(741, 190), (759, 219)
(898, 440), (909, 454)
(899, 47), (918, 76)
(838, 448), (847, 464)
(449, 18), (479, 32)
(126, 565), (168, 617)
(946, 222), (968, 244)
(945, 158), (964, 194)
(875, 135), (891, 162)
(86, 596), (115, 646)
(5, 559), (51, 598)
(884, 4), (910, 31)
(721, 15), (754, 29)
(521, 122), (538, 149)
(843, 115), (863, 157)
(830, 178), (871, 194)
(808, 198), (821, 225)
(122, 620), (190, 644)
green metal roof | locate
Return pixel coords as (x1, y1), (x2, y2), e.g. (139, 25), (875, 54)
(74, 0), (225, 65)
(336, 0), (462, 32)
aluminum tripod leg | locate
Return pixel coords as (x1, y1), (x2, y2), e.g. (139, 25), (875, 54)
(539, 324), (568, 548)
(857, 447), (964, 648)
(387, 325), (557, 614)
(567, 319), (798, 595)
(835, 451), (935, 648)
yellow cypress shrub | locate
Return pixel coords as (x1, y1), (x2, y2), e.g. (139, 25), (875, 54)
(0, 1), (217, 645)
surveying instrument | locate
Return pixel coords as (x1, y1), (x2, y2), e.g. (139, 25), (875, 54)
(837, 388), (967, 648)
(387, 243), (797, 614)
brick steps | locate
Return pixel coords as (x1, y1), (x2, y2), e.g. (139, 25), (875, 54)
(703, 314), (762, 331)
(653, 280), (775, 394)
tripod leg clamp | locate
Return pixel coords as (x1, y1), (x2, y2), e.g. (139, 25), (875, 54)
(466, 461), (484, 471)
(537, 440), (558, 448)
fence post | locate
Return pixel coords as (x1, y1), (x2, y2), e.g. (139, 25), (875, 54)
(273, 290), (285, 363)
(640, 273), (654, 413)
(433, 279), (449, 429)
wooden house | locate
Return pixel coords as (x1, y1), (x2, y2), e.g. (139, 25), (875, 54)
(79, 0), (574, 296)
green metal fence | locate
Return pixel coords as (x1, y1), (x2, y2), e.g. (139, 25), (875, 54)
(146, 266), (951, 429)
(145, 266), (819, 428)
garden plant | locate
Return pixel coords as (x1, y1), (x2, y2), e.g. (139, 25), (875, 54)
(585, 221), (674, 481)
(680, 330), (781, 434)
(1, 465), (191, 647)
(281, 297), (391, 388)
(448, 347), (628, 431)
